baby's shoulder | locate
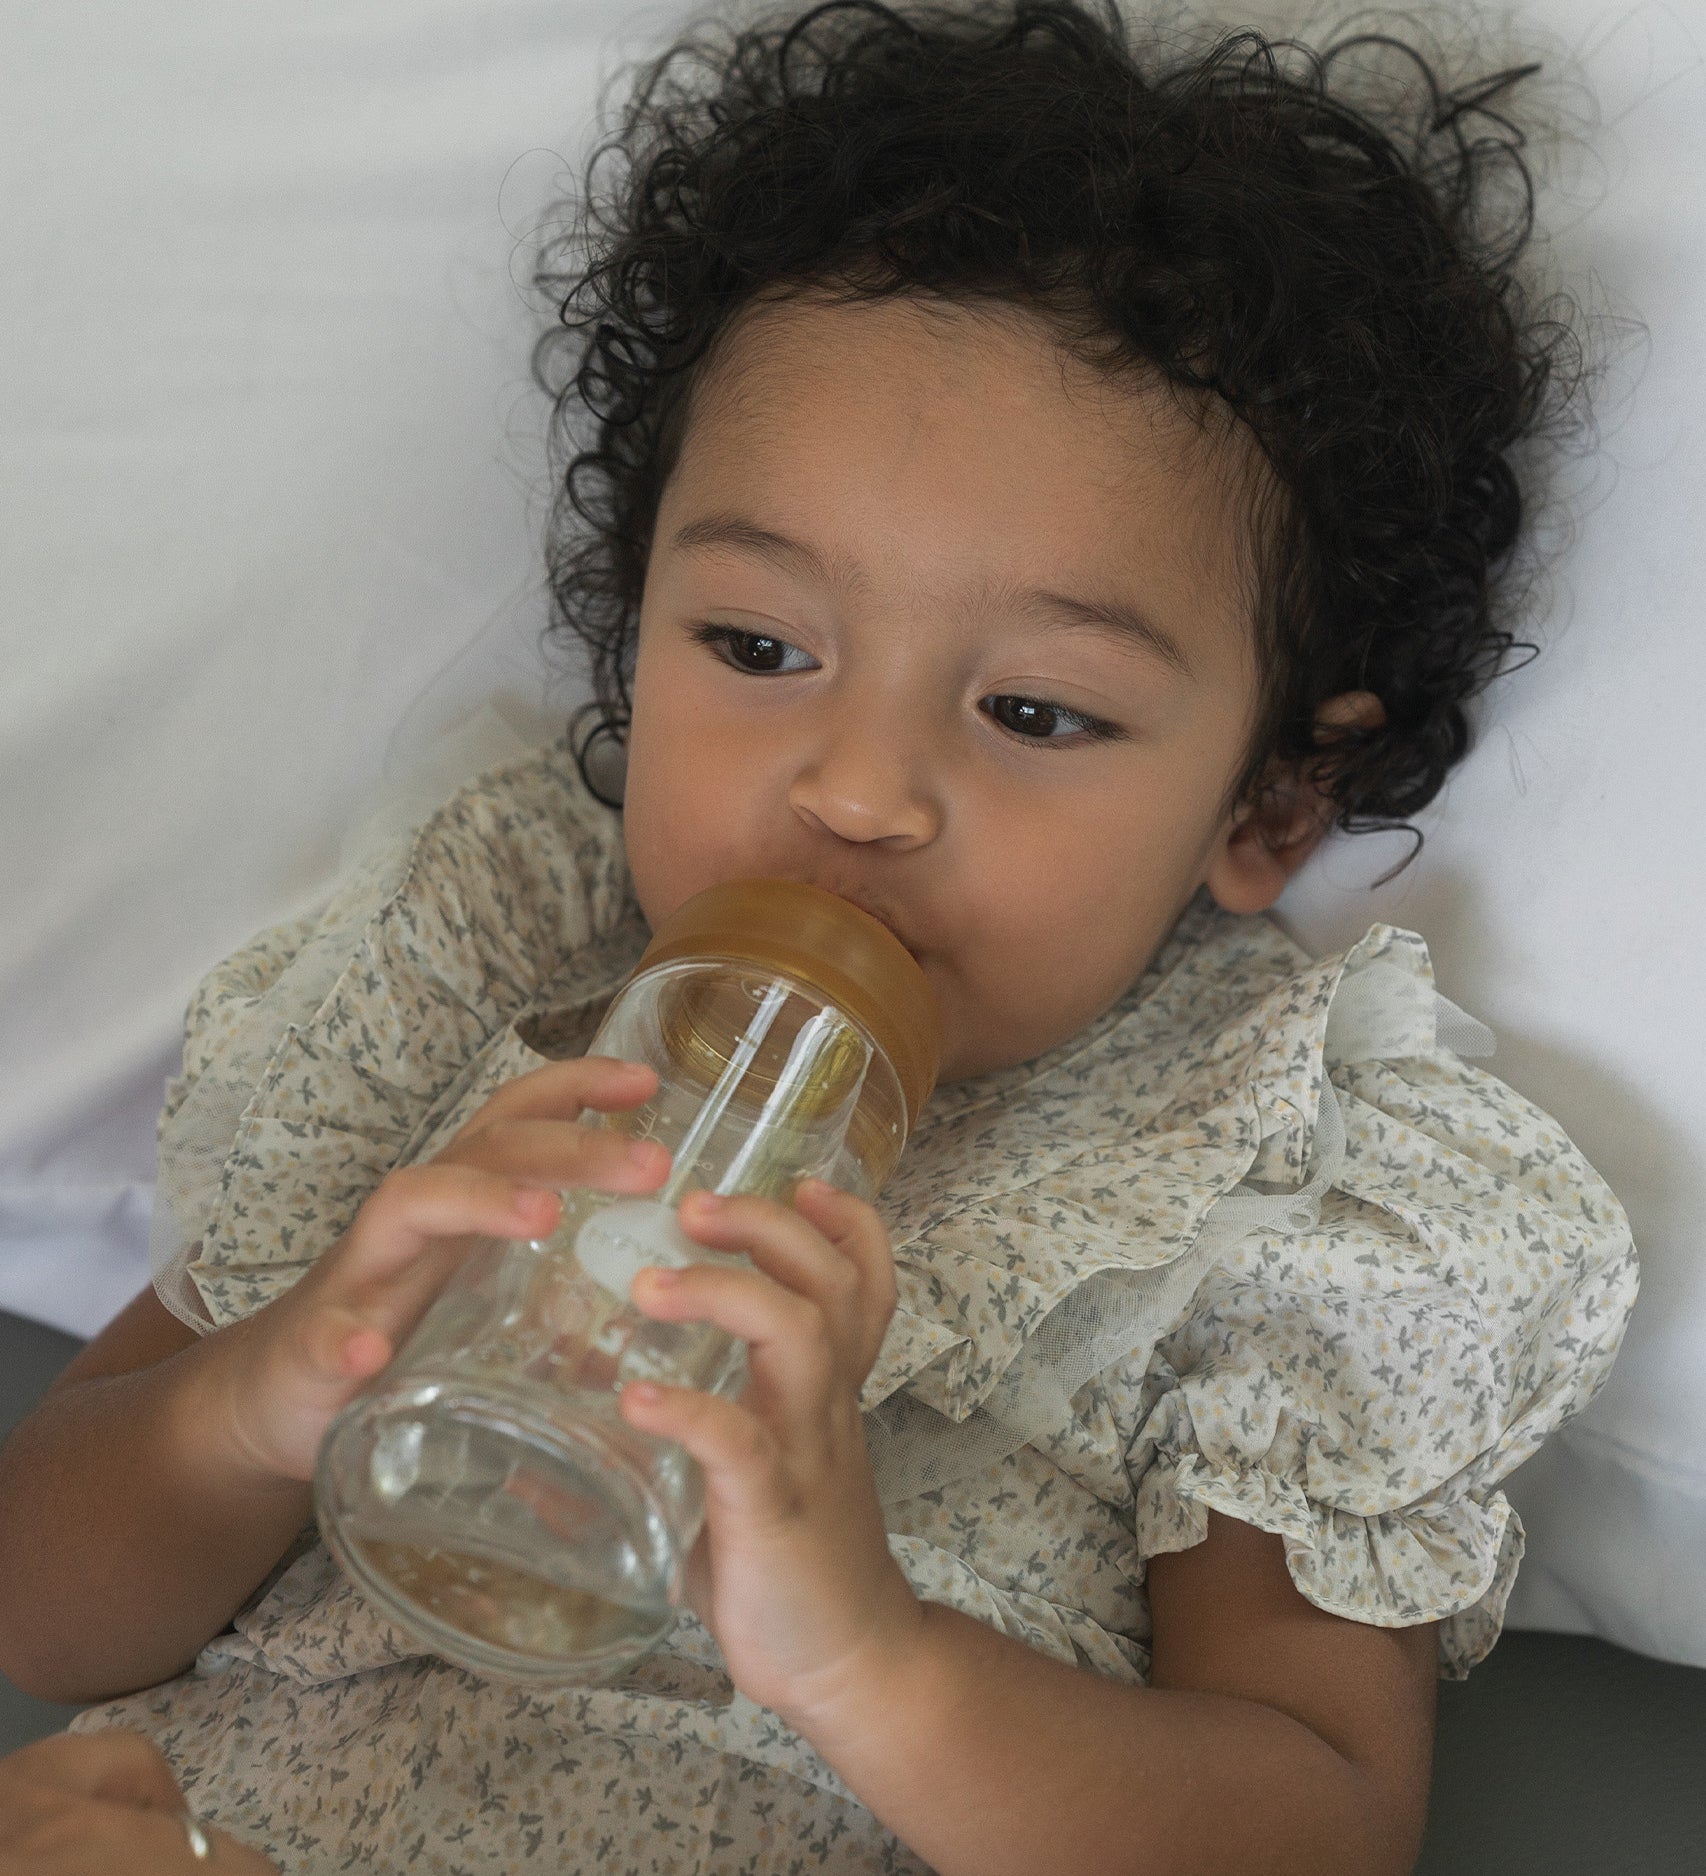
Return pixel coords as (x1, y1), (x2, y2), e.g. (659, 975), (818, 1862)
(1132, 895), (1434, 1058)
(400, 737), (628, 913)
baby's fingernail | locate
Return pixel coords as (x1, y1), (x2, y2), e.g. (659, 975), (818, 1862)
(643, 1266), (679, 1288)
(625, 1383), (662, 1405)
(342, 1327), (390, 1375)
(687, 1190), (722, 1213)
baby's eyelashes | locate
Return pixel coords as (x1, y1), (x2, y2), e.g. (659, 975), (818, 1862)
(691, 622), (816, 674)
(981, 693), (1122, 743)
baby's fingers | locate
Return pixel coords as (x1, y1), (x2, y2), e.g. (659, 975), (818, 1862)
(0, 1729), (184, 1811)
(630, 1260), (836, 1406)
(295, 1303), (395, 1387)
(228, 1167), (563, 1483)
(328, 1163), (561, 1294)
(285, 1166), (560, 1386)
(440, 1118), (669, 1197)
(660, 1186), (896, 1376)
(446, 1056), (659, 1141)
(619, 1383), (786, 1526)
(790, 1179), (899, 1325)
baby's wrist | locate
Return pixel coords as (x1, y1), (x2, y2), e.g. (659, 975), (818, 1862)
(774, 1568), (931, 1744)
(172, 1314), (316, 1500)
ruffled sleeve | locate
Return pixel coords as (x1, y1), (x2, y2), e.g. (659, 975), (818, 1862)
(1126, 931), (1638, 1679)
(149, 841), (418, 1327)
(150, 741), (646, 1329)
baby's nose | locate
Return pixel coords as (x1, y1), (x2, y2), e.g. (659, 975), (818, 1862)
(787, 725), (942, 848)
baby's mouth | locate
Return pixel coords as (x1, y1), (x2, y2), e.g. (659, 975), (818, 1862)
(810, 883), (922, 961)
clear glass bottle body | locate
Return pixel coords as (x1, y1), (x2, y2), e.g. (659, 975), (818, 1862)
(315, 958), (904, 1685)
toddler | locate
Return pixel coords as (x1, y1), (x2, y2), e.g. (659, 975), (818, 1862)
(0, 4), (1636, 1874)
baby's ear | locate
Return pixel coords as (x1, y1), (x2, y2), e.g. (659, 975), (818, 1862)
(1203, 691), (1385, 916)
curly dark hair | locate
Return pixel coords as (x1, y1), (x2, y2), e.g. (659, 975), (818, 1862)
(533, 0), (1587, 864)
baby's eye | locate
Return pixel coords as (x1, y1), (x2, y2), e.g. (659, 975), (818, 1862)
(690, 623), (816, 674)
(982, 694), (1118, 743)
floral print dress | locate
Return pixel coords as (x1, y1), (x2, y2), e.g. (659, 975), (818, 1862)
(73, 741), (1638, 1875)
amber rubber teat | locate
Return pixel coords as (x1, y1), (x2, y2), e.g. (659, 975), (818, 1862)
(635, 878), (942, 1132)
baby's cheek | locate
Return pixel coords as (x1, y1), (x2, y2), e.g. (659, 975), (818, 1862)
(944, 921), (1161, 1079)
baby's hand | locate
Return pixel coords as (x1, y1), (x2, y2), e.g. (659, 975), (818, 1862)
(0, 1731), (278, 1873)
(619, 1181), (923, 1729)
(202, 1058), (670, 1485)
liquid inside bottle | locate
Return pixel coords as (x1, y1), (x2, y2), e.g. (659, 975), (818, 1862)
(323, 1196), (743, 1679)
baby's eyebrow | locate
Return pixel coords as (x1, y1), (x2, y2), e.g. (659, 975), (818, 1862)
(671, 514), (867, 596)
(671, 511), (1192, 679)
(1009, 588), (1194, 680)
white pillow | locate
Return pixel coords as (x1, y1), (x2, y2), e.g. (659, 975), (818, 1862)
(1, 0), (631, 1326)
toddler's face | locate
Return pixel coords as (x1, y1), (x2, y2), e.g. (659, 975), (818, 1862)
(622, 295), (1330, 1082)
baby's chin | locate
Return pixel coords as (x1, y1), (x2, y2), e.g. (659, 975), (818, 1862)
(929, 953), (1163, 1088)
(931, 1006), (1078, 1086)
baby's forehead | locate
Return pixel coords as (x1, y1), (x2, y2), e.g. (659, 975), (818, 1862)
(684, 294), (1257, 491)
(666, 292), (1271, 624)
(691, 290), (1159, 419)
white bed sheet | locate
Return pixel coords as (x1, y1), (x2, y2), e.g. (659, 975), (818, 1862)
(3, 0), (1703, 1663)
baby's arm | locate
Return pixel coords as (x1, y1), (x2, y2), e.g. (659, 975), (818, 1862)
(0, 1059), (668, 1705)
(618, 1182), (1436, 1876)
(802, 1513), (1435, 1876)
(0, 1286), (311, 1704)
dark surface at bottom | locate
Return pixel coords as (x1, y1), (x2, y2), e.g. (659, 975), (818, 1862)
(1, 1308), (1702, 1870)
(1416, 1625), (1706, 1873)
(0, 1311), (89, 1746)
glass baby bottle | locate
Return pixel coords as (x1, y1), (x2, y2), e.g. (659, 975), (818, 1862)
(314, 878), (940, 1686)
